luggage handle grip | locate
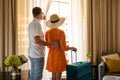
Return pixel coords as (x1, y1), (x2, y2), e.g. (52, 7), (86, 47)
(71, 50), (77, 63)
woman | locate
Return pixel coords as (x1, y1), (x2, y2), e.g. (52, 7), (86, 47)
(45, 14), (77, 80)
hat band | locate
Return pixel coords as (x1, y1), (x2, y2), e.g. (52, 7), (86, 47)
(51, 19), (59, 23)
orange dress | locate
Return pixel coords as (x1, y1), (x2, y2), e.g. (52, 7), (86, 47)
(45, 28), (69, 72)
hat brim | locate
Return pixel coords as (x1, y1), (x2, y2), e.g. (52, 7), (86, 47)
(46, 17), (65, 28)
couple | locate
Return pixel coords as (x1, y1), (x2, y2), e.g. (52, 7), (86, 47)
(28, 7), (77, 80)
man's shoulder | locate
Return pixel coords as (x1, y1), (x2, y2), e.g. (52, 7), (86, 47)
(29, 20), (40, 28)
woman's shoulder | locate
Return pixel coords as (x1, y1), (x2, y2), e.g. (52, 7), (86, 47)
(58, 28), (64, 33)
(45, 28), (64, 34)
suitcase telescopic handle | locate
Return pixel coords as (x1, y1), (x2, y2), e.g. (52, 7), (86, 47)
(71, 50), (77, 63)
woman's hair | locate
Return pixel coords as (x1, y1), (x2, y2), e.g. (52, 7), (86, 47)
(32, 7), (42, 17)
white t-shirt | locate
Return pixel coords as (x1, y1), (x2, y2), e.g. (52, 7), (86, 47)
(28, 18), (45, 58)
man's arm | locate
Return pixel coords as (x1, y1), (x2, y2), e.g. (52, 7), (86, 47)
(34, 36), (60, 48)
(34, 36), (52, 46)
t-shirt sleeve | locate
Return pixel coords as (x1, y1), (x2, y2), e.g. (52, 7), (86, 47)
(32, 22), (43, 37)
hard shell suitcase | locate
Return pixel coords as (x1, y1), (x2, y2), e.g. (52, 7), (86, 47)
(66, 51), (91, 80)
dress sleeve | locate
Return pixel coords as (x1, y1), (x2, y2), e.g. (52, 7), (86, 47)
(60, 31), (69, 51)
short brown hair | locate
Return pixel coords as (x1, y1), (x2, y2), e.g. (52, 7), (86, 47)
(32, 7), (42, 17)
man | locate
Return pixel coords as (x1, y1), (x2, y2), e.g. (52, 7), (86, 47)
(28, 7), (58, 80)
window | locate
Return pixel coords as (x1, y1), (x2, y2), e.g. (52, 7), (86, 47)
(17, 0), (86, 79)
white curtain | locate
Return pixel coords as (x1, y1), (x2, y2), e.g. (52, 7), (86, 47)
(40, 0), (53, 32)
(70, 0), (88, 61)
(42, 0), (53, 15)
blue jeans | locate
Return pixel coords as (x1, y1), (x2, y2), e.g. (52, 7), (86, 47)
(29, 56), (44, 80)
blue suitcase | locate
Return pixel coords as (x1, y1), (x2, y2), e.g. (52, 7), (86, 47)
(66, 51), (91, 80)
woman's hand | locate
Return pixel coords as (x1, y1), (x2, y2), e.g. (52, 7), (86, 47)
(70, 47), (77, 52)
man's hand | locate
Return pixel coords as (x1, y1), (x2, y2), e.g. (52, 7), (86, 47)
(51, 40), (60, 48)
(42, 15), (46, 20)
